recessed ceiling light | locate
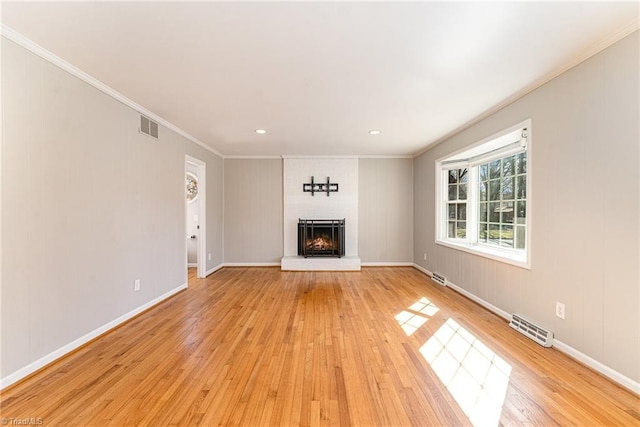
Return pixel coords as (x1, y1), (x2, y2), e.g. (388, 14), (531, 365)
(369, 130), (381, 135)
(255, 129), (267, 134)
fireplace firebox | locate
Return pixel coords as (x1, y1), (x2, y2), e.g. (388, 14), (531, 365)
(298, 219), (345, 258)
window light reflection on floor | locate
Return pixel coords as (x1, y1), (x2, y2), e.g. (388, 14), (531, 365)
(409, 297), (440, 317)
(420, 318), (511, 427)
(395, 297), (440, 336)
(395, 311), (427, 335)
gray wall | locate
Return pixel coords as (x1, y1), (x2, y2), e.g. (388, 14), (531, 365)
(222, 157), (414, 264)
(359, 158), (413, 263)
(223, 159), (283, 263)
(414, 32), (639, 382)
(1, 37), (224, 381)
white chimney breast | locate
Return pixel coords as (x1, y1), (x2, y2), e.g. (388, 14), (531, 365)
(282, 157), (359, 263)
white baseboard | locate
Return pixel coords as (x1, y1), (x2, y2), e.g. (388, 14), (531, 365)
(223, 262), (281, 267)
(210, 261), (413, 271)
(212, 261), (413, 270)
(205, 263), (225, 276)
(411, 264), (639, 395)
(361, 262), (414, 267)
(187, 263), (197, 268)
(444, 281), (512, 321)
(412, 263), (432, 277)
(553, 339), (640, 395)
(203, 263), (280, 276)
(412, 263), (509, 319)
(0, 283), (188, 390)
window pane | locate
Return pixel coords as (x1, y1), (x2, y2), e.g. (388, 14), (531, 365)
(457, 221), (466, 238)
(448, 221), (456, 238)
(502, 155), (515, 176)
(516, 153), (527, 174)
(516, 226), (526, 249)
(500, 225), (514, 248)
(459, 183), (467, 200)
(457, 204), (466, 220)
(489, 160), (501, 179)
(448, 184), (457, 200)
(459, 168), (468, 183)
(449, 169), (458, 183)
(448, 204), (456, 219)
(488, 224), (500, 244)
(489, 179), (501, 201)
(502, 177), (514, 200)
(516, 201), (526, 223)
(517, 175), (526, 199)
(479, 182), (487, 201)
(479, 202), (488, 222)
(478, 224), (487, 242)
(501, 202), (514, 224)
(489, 202), (500, 222)
(479, 164), (488, 181)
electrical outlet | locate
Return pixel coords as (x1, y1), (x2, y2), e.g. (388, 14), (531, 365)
(556, 302), (565, 319)
(208, 253), (212, 261)
(423, 253), (427, 261)
(134, 279), (140, 292)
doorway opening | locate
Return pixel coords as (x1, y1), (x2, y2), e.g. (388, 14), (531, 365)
(185, 155), (206, 282)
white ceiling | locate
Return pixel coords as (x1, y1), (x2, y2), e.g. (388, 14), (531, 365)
(2, 2), (638, 157)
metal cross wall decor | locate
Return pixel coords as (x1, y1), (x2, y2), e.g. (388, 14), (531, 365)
(303, 176), (339, 197)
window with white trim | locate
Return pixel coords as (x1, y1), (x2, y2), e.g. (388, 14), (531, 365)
(436, 120), (531, 268)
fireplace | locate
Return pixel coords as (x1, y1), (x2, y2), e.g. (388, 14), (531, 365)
(298, 219), (345, 258)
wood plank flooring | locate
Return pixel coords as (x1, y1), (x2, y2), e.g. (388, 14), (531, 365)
(1, 267), (638, 426)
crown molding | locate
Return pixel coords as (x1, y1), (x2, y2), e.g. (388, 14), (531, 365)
(224, 155), (283, 160)
(1, 25), (224, 159)
(227, 155), (414, 160)
(281, 155), (360, 159)
(413, 20), (640, 158)
(358, 155), (414, 159)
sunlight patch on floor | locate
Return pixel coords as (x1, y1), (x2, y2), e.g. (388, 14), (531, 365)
(420, 318), (511, 427)
(408, 297), (440, 317)
(395, 297), (440, 336)
(395, 311), (428, 335)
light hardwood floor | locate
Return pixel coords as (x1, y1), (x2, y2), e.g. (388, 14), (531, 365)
(1, 267), (638, 426)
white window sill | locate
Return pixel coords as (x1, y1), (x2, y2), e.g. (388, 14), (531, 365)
(435, 239), (531, 270)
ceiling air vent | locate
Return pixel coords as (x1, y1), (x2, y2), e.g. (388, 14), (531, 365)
(140, 115), (159, 139)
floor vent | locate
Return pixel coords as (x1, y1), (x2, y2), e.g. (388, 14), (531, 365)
(509, 314), (553, 347)
(431, 272), (446, 286)
(140, 115), (159, 139)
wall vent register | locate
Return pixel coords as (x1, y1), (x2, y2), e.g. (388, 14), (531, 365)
(509, 313), (553, 347)
(431, 272), (446, 286)
(140, 115), (159, 139)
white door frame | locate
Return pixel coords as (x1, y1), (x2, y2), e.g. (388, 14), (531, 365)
(185, 155), (206, 279)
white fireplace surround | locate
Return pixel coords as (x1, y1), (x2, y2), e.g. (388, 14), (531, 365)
(281, 157), (361, 271)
